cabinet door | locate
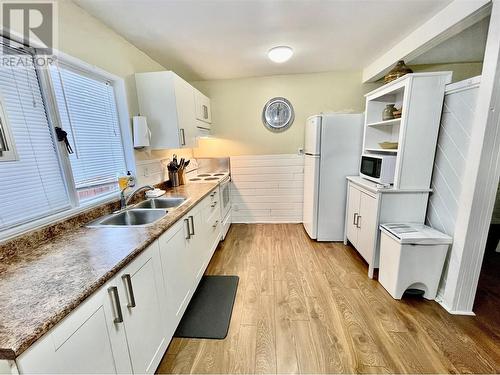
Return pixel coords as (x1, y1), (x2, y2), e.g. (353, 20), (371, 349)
(159, 219), (193, 338)
(187, 207), (209, 285)
(173, 75), (197, 148)
(346, 184), (360, 247)
(17, 283), (131, 374)
(194, 89), (211, 125)
(357, 192), (378, 263)
(119, 242), (167, 374)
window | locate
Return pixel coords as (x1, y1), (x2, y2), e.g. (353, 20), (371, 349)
(49, 64), (128, 202)
(0, 43), (71, 230)
(0, 37), (133, 237)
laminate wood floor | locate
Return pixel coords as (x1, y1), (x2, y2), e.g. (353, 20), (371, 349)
(156, 224), (500, 374)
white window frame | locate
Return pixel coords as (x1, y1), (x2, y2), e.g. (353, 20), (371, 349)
(0, 48), (136, 242)
(0, 92), (19, 162)
(40, 53), (136, 207)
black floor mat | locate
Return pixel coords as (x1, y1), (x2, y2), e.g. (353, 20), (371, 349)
(174, 275), (239, 339)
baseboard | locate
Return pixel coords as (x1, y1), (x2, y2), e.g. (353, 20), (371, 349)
(437, 299), (476, 316)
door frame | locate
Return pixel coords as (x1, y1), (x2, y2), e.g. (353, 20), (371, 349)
(439, 0), (500, 314)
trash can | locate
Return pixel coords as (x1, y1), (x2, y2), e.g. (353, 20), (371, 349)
(378, 223), (452, 300)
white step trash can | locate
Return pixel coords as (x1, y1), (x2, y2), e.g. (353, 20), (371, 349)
(379, 223), (453, 300)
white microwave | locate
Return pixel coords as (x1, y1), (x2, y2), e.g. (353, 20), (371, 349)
(360, 154), (397, 184)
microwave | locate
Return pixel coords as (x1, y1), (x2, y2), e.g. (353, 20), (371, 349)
(360, 154), (397, 184)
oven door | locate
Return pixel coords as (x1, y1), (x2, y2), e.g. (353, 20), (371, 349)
(360, 156), (382, 180)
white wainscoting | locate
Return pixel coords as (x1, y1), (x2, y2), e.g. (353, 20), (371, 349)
(426, 76), (480, 297)
(230, 154), (304, 223)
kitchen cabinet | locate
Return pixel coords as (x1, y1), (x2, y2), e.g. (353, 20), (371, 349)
(345, 183), (378, 265)
(135, 71), (199, 149)
(17, 242), (166, 375)
(344, 177), (430, 278)
(17, 279), (132, 374)
(193, 88), (212, 128)
(15, 186), (223, 375)
(362, 72), (451, 189)
(158, 215), (197, 338)
(117, 241), (168, 374)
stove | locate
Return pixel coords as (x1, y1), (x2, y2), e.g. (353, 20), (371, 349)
(188, 172), (230, 183)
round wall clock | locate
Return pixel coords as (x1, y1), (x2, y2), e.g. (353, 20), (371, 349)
(262, 97), (294, 132)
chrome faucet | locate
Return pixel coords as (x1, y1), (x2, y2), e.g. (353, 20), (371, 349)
(120, 185), (155, 210)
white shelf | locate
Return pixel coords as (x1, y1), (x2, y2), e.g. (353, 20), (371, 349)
(364, 148), (399, 153)
(366, 118), (401, 127)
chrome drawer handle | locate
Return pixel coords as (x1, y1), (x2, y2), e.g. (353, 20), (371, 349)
(211, 201), (218, 208)
(184, 218), (191, 239)
(189, 215), (195, 235)
(356, 215), (362, 228)
(108, 286), (123, 323)
(180, 128), (186, 146)
(213, 220), (219, 228)
(122, 274), (136, 308)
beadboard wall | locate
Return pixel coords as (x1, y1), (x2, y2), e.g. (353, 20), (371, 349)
(426, 76), (480, 296)
(230, 154), (304, 223)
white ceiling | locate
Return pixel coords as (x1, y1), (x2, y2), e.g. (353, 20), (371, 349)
(75, 0), (453, 81)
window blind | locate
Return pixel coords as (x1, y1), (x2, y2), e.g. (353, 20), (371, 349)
(50, 65), (127, 202)
(0, 47), (70, 230)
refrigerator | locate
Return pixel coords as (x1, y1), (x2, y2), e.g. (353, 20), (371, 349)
(303, 113), (364, 241)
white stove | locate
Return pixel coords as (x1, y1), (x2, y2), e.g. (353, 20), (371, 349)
(188, 172), (230, 183)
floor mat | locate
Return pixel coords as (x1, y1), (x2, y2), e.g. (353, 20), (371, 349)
(174, 275), (239, 339)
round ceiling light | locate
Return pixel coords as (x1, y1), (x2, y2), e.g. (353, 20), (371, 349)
(268, 46), (293, 63)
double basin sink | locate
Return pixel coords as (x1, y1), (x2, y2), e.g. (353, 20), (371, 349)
(87, 197), (187, 227)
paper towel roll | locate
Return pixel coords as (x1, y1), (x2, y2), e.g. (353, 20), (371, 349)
(133, 116), (150, 148)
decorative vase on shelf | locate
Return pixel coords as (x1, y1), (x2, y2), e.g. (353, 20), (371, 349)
(384, 60), (413, 83)
(382, 104), (396, 121)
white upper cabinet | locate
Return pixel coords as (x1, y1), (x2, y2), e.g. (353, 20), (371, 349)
(193, 88), (212, 128)
(135, 71), (199, 149)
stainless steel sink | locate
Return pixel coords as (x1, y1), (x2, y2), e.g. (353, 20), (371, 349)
(133, 197), (187, 209)
(87, 209), (167, 227)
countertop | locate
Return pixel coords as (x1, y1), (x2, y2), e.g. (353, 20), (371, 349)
(0, 182), (218, 360)
(346, 176), (433, 194)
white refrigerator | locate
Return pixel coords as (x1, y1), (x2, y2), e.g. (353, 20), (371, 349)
(303, 113), (364, 241)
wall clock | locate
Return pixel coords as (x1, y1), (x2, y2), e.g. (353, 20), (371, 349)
(262, 97), (294, 132)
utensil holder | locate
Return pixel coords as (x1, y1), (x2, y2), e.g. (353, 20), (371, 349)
(179, 170), (186, 185)
(169, 171), (180, 187)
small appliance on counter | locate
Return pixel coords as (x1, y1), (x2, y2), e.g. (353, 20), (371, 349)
(359, 154), (397, 184)
(303, 113), (364, 241)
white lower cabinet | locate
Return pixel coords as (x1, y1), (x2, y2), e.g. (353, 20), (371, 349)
(118, 241), (168, 374)
(158, 218), (194, 338)
(345, 183), (378, 267)
(345, 178), (430, 278)
(17, 280), (132, 374)
(16, 187), (223, 374)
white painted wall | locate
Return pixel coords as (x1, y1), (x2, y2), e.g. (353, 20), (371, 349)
(426, 76), (480, 297)
(230, 154), (304, 223)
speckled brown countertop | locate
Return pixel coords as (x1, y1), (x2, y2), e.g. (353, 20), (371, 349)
(0, 182), (218, 360)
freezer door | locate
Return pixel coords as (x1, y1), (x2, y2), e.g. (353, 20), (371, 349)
(303, 154), (320, 239)
(304, 115), (321, 155)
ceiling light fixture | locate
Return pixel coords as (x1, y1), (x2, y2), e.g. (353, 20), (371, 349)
(268, 46), (293, 63)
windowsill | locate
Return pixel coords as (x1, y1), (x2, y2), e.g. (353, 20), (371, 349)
(0, 192), (121, 245)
